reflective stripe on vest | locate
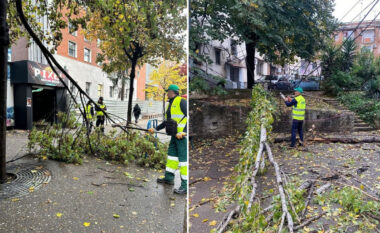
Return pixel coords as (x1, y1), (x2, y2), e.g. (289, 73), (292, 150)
(96, 104), (106, 116)
(165, 96), (187, 133)
(86, 105), (92, 120)
(292, 95), (306, 120)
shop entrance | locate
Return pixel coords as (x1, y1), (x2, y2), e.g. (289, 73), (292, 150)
(32, 87), (56, 125)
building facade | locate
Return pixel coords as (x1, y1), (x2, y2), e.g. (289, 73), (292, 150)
(193, 38), (271, 89)
(8, 12), (163, 129)
(334, 20), (380, 56)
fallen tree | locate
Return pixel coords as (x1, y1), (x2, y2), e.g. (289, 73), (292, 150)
(274, 136), (380, 144)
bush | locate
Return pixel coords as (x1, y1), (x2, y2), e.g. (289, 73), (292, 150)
(338, 92), (380, 126)
(28, 112), (168, 169)
(322, 71), (359, 96)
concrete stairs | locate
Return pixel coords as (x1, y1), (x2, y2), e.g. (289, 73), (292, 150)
(323, 99), (374, 132)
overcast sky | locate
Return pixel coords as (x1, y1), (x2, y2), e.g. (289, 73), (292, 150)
(334, 0), (380, 23)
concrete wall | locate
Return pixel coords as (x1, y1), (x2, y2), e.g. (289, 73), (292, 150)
(272, 109), (355, 133)
(190, 98), (355, 138)
(189, 99), (250, 138)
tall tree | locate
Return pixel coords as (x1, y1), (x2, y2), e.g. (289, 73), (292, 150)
(2, 0), (80, 183)
(145, 61), (187, 118)
(190, 0), (337, 88)
(84, 0), (186, 124)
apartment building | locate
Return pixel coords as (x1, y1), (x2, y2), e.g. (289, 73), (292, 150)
(334, 20), (380, 56)
(8, 13), (158, 129)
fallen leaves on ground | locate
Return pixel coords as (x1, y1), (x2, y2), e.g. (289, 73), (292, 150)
(83, 222), (91, 227)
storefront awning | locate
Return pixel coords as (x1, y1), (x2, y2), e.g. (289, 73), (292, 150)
(10, 60), (67, 87)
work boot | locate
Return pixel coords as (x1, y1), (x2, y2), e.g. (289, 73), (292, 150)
(156, 172), (174, 185)
(173, 186), (187, 195)
(298, 140), (304, 147)
(156, 177), (174, 185)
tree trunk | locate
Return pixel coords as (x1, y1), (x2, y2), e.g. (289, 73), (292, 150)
(162, 93), (166, 120)
(0, 0), (9, 183)
(246, 38), (257, 89)
(127, 60), (137, 125)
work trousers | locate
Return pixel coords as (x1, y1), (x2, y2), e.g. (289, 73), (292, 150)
(164, 136), (188, 190)
(291, 119), (304, 147)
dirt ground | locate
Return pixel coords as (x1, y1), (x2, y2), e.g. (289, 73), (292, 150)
(189, 130), (380, 233)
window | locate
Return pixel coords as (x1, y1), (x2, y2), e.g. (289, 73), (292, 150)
(96, 53), (102, 66)
(85, 82), (91, 95)
(362, 30), (374, 43)
(84, 48), (91, 62)
(97, 39), (101, 47)
(68, 41), (76, 57)
(230, 39), (237, 56)
(215, 48), (221, 65)
(109, 86), (114, 98)
(230, 66), (239, 82)
(344, 31), (354, 40)
(334, 34), (339, 41)
(68, 22), (77, 36)
(257, 60), (264, 75)
(98, 84), (103, 97)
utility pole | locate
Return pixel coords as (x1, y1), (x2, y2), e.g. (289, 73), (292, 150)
(0, 0), (9, 183)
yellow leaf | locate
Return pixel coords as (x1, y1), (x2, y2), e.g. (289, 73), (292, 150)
(119, 14), (124, 20)
(29, 186), (34, 192)
(192, 213), (199, 218)
(11, 198), (19, 202)
(202, 219), (209, 222)
(360, 184), (364, 190)
(31, 170), (37, 173)
(41, 156), (48, 160)
(377, 176), (380, 180)
(203, 177), (212, 182)
(56, 213), (63, 217)
(170, 202), (175, 207)
(209, 220), (217, 226)
(73, 177), (79, 180)
(83, 222), (91, 227)
(322, 206), (329, 211)
(113, 214), (120, 218)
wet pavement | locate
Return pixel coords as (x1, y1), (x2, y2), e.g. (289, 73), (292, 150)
(0, 156), (186, 233)
(1, 122), (185, 233)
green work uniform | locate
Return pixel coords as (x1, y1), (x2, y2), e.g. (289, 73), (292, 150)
(160, 96), (187, 190)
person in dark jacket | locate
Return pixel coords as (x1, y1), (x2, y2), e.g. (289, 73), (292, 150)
(148, 84), (187, 195)
(133, 104), (141, 123)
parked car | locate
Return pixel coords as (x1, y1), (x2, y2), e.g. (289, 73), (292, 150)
(292, 77), (320, 91)
(268, 77), (293, 91)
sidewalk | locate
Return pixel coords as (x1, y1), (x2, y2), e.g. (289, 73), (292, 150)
(1, 124), (186, 232)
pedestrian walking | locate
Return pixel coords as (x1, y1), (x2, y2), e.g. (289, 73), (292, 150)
(133, 104), (141, 123)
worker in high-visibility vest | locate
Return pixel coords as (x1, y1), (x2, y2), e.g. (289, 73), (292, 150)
(148, 84), (187, 195)
(284, 87), (306, 148)
(95, 97), (107, 133)
(85, 100), (94, 133)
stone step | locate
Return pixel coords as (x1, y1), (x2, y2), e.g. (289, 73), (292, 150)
(354, 122), (370, 127)
(354, 126), (374, 131)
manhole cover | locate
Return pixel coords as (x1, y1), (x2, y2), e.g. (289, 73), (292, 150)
(0, 164), (51, 199)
